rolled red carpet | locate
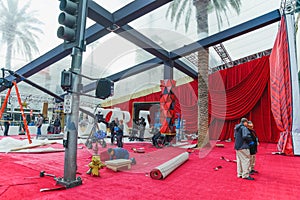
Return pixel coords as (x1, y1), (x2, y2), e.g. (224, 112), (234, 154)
(150, 169), (163, 180)
(150, 152), (189, 180)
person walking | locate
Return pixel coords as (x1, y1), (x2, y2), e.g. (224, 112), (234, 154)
(36, 114), (43, 139)
(116, 120), (124, 148)
(53, 116), (61, 134)
(247, 121), (259, 174)
(3, 115), (10, 136)
(138, 117), (146, 141)
(129, 119), (139, 141)
(234, 118), (254, 180)
(109, 120), (117, 145)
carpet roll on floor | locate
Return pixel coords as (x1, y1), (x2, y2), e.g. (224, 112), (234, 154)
(150, 152), (189, 180)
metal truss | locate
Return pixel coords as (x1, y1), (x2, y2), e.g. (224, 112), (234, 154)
(0, 0), (281, 100)
(0, 0), (173, 92)
(213, 43), (233, 67)
(210, 49), (272, 73)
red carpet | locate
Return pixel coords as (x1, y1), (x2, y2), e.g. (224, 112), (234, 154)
(0, 139), (300, 200)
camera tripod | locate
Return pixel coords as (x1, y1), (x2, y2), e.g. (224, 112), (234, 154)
(84, 106), (108, 151)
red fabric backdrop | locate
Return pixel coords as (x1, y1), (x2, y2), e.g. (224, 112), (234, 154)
(269, 17), (292, 133)
(107, 56), (280, 143)
(269, 16), (294, 155)
(209, 56), (280, 142)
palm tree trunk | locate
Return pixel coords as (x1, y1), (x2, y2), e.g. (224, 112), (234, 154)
(5, 40), (13, 70)
(193, 0), (210, 148)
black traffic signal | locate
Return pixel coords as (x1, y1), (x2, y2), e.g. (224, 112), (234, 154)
(57, 0), (87, 49)
(95, 78), (114, 100)
(61, 70), (72, 91)
(296, 0), (300, 13)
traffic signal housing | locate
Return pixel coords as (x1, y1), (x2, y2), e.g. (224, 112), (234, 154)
(95, 78), (114, 100)
(296, 0), (300, 13)
(61, 70), (73, 91)
(57, 0), (87, 49)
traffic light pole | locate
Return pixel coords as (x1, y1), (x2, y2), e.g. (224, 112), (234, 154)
(56, 47), (83, 188)
(56, 0), (88, 188)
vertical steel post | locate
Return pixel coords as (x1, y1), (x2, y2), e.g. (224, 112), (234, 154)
(61, 47), (83, 185)
(56, 0), (87, 188)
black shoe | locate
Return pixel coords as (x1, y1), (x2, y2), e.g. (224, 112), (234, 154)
(130, 158), (136, 165)
(250, 170), (258, 174)
(243, 176), (254, 180)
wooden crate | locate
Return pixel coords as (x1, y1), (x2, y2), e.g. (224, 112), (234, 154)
(105, 159), (132, 172)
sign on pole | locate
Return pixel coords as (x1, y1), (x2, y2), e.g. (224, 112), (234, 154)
(63, 94), (72, 114)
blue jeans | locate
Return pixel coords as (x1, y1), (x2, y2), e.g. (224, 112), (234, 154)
(116, 134), (123, 148)
(37, 126), (42, 136)
(176, 129), (180, 141)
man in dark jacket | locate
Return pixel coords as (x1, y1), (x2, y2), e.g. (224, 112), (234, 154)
(109, 120), (117, 145)
(53, 116), (61, 134)
(234, 118), (254, 180)
(116, 120), (124, 148)
(3, 115), (10, 136)
(138, 117), (146, 141)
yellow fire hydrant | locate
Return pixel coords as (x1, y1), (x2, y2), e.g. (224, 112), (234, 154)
(87, 155), (105, 176)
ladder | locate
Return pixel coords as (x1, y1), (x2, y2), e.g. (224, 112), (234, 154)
(0, 81), (32, 144)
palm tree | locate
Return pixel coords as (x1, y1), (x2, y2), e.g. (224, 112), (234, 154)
(166, 0), (241, 148)
(0, 0), (43, 70)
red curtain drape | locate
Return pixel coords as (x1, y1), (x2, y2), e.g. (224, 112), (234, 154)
(269, 17), (294, 155)
(208, 56), (280, 142)
(107, 56), (280, 142)
(209, 56), (269, 120)
(269, 17), (292, 133)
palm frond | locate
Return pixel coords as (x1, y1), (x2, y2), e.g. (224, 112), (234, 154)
(166, 0), (185, 22)
(185, 0), (192, 32)
(23, 25), (44, 35)
(18, 1), (31, 15)
(14, 33), (36, 60)
(215, 12), (221, 31)
(22, 42), (34, 60)
(175, 0), (189, 29)
(0, 0), (43, 63)
(209, 0), (242, 31)
(7, 0), (18, 13)
(165, 1), (173, 18)
(0, 1), (8, 13)
(223, 10), (230, 27)
(228, 0), (241, 14)
(15, 29), (40, 54)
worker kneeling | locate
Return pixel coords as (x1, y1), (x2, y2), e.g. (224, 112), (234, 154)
(107, 148), (136, 165)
